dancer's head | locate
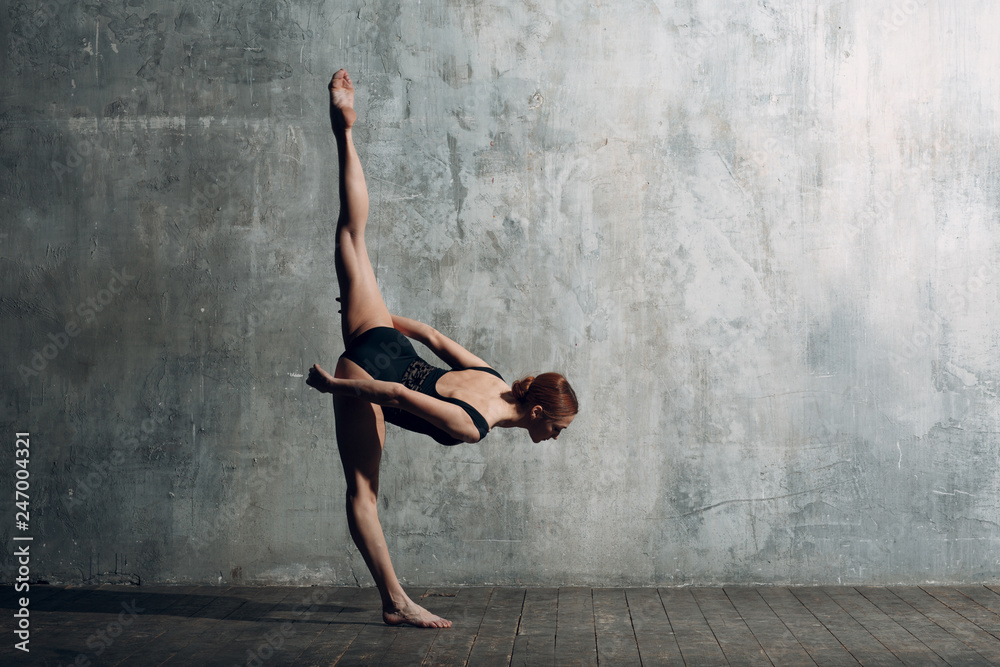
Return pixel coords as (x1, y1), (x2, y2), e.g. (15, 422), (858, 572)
(512, 373), (579, 442)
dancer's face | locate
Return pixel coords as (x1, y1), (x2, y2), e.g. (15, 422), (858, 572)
(528, 412), (575, 443)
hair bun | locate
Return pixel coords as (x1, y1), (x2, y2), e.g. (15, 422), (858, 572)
(511, 372), (578, 418)
(511, 376), (534, 402)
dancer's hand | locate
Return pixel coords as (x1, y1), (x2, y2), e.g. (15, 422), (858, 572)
(306, 364), (338, 394)
(307, 364), (379, 400)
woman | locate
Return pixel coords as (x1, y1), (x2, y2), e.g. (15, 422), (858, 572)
(307, 69), (578, 628)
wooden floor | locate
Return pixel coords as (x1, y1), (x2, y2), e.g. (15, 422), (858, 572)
(4, 585), (1000, 665)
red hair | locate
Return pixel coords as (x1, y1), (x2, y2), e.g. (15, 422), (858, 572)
(511, 373), (578, 419)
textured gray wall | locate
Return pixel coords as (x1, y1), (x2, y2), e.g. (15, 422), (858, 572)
(3, 0), (1000, 587)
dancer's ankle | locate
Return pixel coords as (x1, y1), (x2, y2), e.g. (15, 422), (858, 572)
(384, 589), (410, 612)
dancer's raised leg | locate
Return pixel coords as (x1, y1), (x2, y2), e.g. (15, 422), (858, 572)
(324, 69), (451, 629)
(329, 68), (392, 344)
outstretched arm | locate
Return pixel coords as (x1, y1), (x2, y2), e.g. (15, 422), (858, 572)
(390, 314), (491, 369)
(307, 364), (482, 443)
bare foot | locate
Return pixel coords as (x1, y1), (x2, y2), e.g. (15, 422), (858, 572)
(383, 599), (453, 629)
(306, 364), (335, 393)
(329, 69), (357, 131)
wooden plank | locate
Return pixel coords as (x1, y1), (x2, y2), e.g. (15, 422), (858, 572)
(157, 586), (305, 665)
(624, 588), (684, 665)
(23, 585), (1000, 665)
(186, 589), (249, 619)
(31, 586), (195, 664)
(95, 585), (209, 665)
(659, 588), (728, 665)
(21, 585), (159, 666)
(176, 586), (301, 667)
(123, 585), (209, 614)
(822, 587), (946, 666)
(1, 585), (162, 666)
(790, 588), (902, 667)
(3, 582), (64, 609)
(891, 586), (1000, 663)
(691, 587), (770, 666)
(466, 587), (525, 666)
(955, 586), (1000, 618)
(334, 612), (402, 665)
(756, 587), (858, 667)
(510, 588), (558, 667)
(215, 586), (359, 667)
(923, 586), (1000, 640)
(724, 587), (815, 667)
(97, 583), (188, 608)
(857, 586), (989, 667)
(422, 587), (494, 666)
(288, 587), (375, 666)
(377, 589), (462, 666)
(33, 584), (160, 622)
(591, 588), (641, 665)
(217, 586), (302, 621)
(42, 585), (216, 664)
(31, 584), (109, 612)
(139, 586), (219, 619)
(234, 586), (357, 666)
(554, 587), (597, 667)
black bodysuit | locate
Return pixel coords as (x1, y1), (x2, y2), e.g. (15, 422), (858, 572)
(341, 327), (503, 446)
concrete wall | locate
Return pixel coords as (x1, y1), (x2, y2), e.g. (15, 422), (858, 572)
(3, 0), (1000, 586)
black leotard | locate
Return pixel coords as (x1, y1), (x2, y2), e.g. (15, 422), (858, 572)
(340, 327), (503, 446)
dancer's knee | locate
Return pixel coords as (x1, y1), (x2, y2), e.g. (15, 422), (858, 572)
(346, 486), (378, 518)
(337, 223), (365, 249)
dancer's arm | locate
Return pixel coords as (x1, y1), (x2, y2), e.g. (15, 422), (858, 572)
(323, 373), (482, 443)
(390, 314), (491, 370)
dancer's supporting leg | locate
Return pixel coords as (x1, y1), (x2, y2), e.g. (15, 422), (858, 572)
(324, 69), (451, 629)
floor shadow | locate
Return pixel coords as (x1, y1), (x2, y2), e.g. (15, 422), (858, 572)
(0, 585), (371, 624)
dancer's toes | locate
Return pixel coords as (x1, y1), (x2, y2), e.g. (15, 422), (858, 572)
(329, 68), (357, 130)
(306, 364), (336, 393)
(383, 602), (453, 629)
